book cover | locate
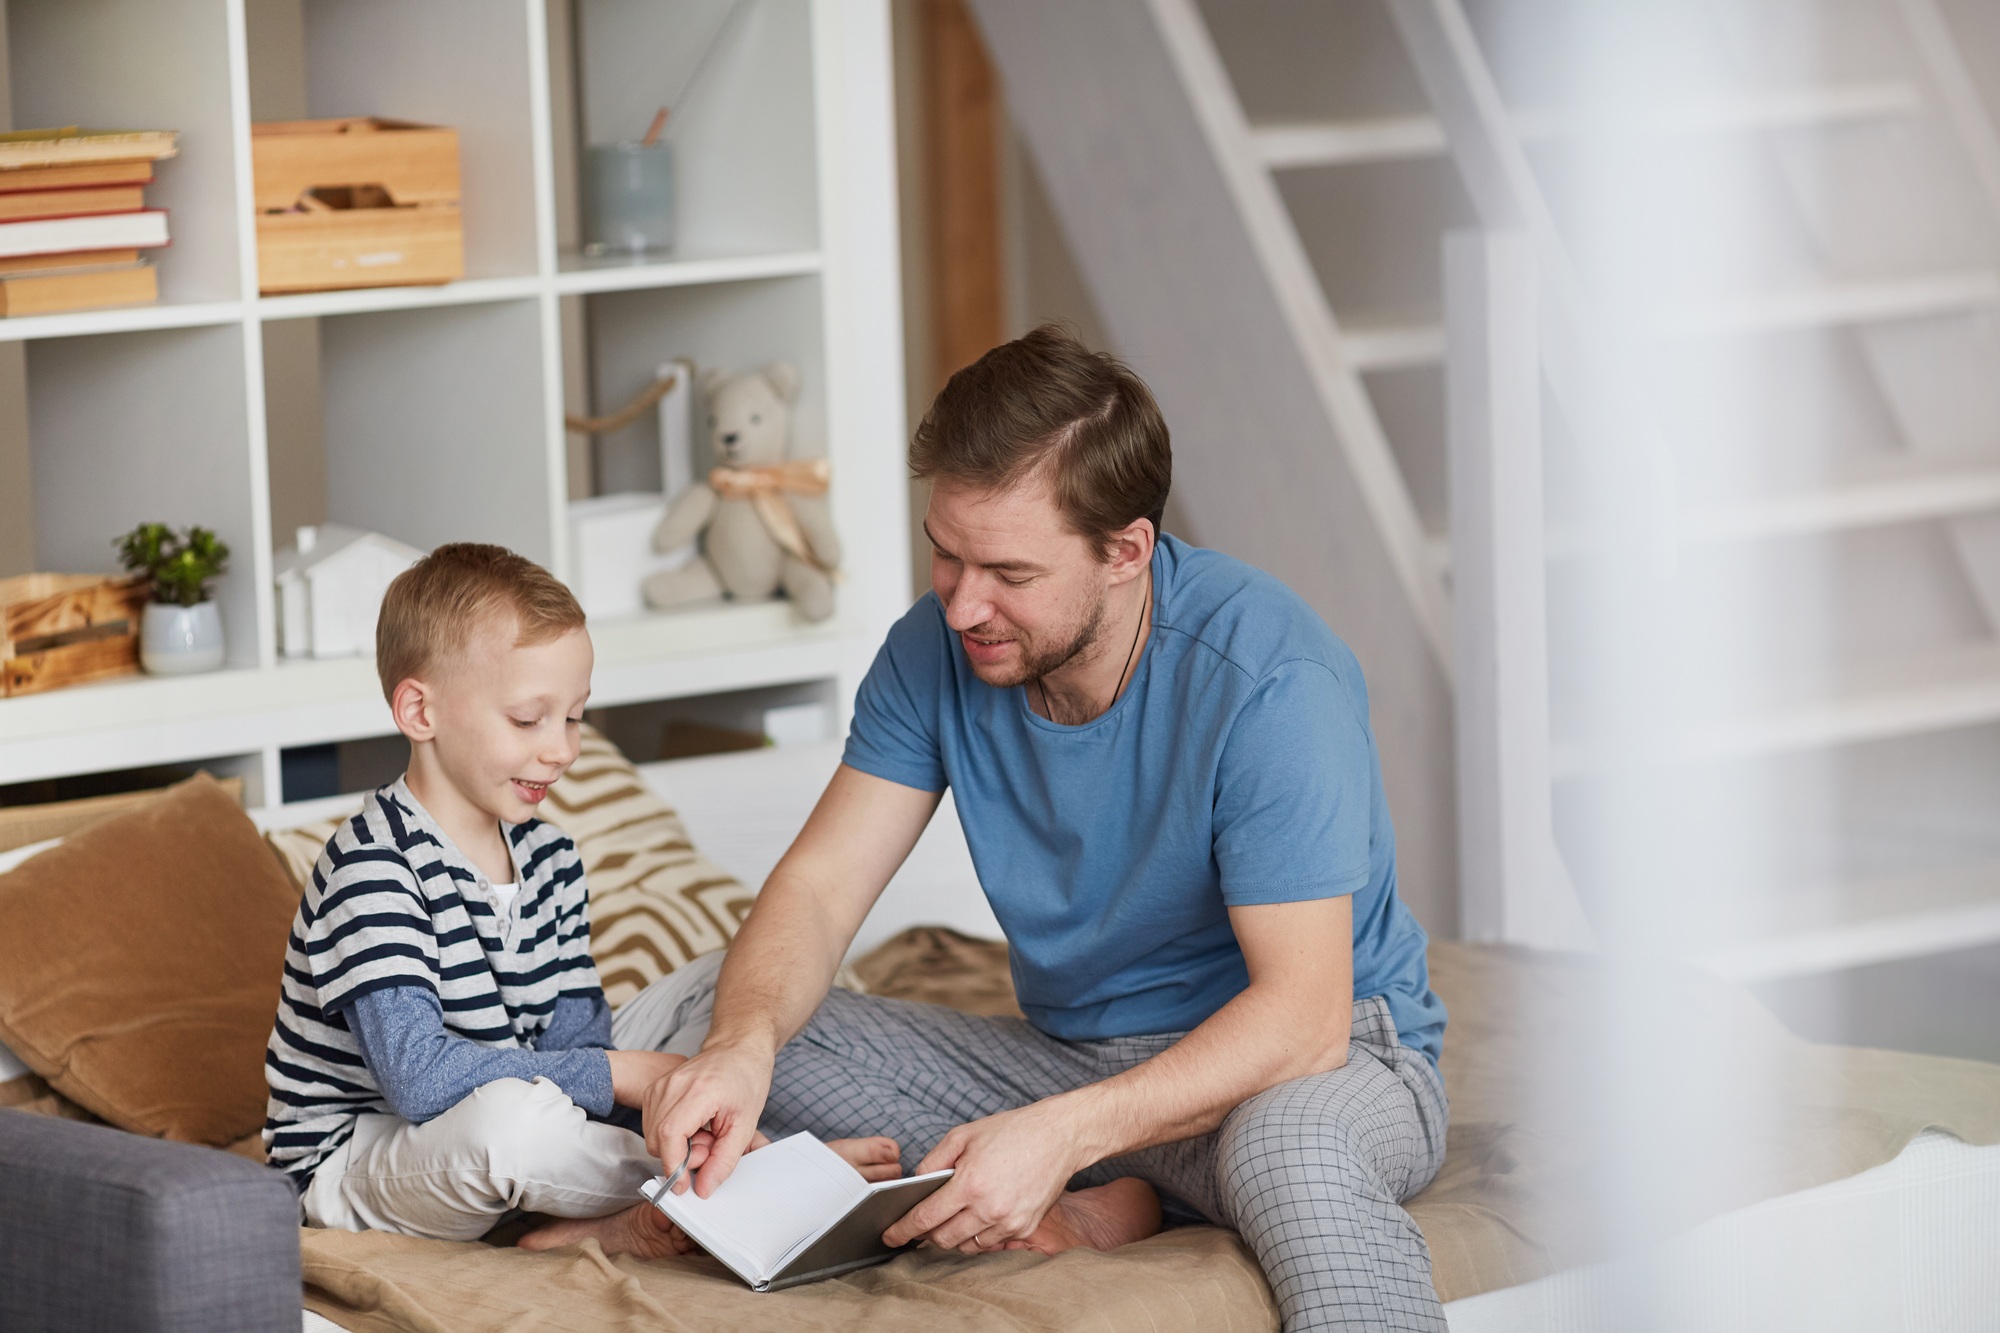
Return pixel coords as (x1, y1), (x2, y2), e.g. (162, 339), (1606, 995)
(0, 263), (156, 317)
(0, 128), (178, 170)
(0, 210), (170, 260)
(0, 249), (142, 277)
(0, 185), (147, 223)
(0, 160), (155, 193)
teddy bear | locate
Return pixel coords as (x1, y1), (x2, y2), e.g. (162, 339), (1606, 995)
(643, 361), (841, 622)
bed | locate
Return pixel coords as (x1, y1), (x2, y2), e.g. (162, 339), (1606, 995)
(5, 742), (1999, 1332)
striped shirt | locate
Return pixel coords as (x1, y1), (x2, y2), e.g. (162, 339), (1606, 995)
(263, 777), (600, 1184)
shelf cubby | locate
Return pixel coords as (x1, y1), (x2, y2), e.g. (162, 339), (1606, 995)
(24, 324), (262, 668)
(581, 272), (827, 494)
(6, 0), (245, 306)
(571, 0), (821, 264)
(308, 299), (555, 565)
(249, 0), (545, 283)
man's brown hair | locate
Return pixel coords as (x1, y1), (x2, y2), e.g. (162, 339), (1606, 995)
(910, 324), (1171, 557)
(375, 543), (585, 701)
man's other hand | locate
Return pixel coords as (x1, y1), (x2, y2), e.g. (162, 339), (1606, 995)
(881, 1100), (1081, 1253)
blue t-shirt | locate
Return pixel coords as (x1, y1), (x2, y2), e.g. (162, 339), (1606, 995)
(843, 534), (1445, 1068)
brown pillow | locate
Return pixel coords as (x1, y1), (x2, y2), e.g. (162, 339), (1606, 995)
(0, 772), (299, 1145)
(0, 776), (244, 854)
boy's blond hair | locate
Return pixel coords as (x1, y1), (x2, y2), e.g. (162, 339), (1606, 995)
(375, 543), (586, 702)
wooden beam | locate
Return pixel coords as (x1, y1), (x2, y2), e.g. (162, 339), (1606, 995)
(921, 0), (1005, 391)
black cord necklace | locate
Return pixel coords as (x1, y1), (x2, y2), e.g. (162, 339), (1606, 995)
(1036, 571), (1151, 725)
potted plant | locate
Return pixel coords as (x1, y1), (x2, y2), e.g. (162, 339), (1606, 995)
(116, 522), (231, 676)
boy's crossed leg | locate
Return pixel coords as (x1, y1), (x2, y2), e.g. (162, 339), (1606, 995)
(301, 1070), (903, 1254)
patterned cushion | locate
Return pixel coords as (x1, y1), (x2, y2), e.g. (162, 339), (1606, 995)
(262, 727), (768, 1009)
(538, 728), (758, 1007)
(265, 816), (347, 894)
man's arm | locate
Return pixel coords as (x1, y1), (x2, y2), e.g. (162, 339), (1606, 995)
(883, 894), (1354, 1251)
(639, 764), (942, 1191)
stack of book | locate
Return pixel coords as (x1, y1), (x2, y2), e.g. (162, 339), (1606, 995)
(0, 127), (179, 317)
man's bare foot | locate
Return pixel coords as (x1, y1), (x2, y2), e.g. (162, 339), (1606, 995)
(828, 1136), (902, 1182)
(518, 1201), (691, 1259)
(1008, 1178), (1162, 1256)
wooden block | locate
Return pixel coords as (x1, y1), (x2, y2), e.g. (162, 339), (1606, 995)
(0, 573), (149, 655)
(3, 632), (140, 697)
(251, 118), (460, 212)
(255, 204), (462, 293)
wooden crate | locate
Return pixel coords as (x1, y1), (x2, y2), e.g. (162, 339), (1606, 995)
(1, 573), (150, 697)
(252, 117), (463, 293)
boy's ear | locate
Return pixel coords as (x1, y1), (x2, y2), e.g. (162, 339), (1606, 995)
(391, 677), (437, 742)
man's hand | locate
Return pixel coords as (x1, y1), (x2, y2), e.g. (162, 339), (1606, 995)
(639, 1038), (776, 1196)
(882, 1099), (1084, 1253)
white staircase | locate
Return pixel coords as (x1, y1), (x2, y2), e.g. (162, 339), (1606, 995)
(973, 0), (2000, 982)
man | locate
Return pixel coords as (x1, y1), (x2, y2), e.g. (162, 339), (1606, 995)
(646, 325), (1450, 1331)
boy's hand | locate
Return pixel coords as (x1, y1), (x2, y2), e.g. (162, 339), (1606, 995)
(607, 1049), (687, 1110)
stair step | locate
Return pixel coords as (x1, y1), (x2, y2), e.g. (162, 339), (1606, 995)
(1342, 317), (1448, 372)
(1539, 458), (2000, 556)
(1683, 859), (2000, 982)
(1553, 642), (2000, 773)
(1684, 460), (2000, 543)
(1254, 81), (1923, 170)
(1339, 271), (2000, 378)
(1653, 269), (2000, 337)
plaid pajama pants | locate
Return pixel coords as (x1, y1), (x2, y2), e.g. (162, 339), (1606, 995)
(760, 986), (1450, 1332)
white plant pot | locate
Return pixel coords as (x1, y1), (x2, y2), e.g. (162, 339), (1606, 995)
(141, 601), (226, 676)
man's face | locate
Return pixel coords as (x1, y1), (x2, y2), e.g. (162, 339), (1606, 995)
(925, 477), (1113, 688)
(422, 618), (594, 826)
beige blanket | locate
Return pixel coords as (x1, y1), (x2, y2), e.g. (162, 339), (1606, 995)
(281, 930), (2000, 1325)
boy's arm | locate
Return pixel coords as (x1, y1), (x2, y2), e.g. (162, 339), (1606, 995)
(343, 987), (618, 1121)
(536, 993), (613, 1053)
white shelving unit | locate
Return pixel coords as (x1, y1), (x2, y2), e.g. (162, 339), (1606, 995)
(0, 0), (909, 806)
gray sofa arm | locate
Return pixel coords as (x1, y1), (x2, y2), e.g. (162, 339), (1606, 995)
(0, 1110), (301, 1332)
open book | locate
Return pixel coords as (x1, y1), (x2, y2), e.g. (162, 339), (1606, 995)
(640, 1133), (953, 1292)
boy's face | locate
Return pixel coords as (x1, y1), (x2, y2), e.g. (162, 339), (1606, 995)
(409, 616), (594, 827)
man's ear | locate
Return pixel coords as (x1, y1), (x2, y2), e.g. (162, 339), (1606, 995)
(1106, 516), (1156, 585)
(391, 677), (438, 742)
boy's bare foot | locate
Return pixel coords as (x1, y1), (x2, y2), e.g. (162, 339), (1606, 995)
(1006, 1177), (1162, 1256)
(828, 1135), (903, 1182)
(519, 1201), (691, 1259)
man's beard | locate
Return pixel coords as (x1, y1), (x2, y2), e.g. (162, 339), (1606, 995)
(969, 588), (1108, 689)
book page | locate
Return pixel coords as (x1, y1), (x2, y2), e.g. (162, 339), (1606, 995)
(649, 1133), (866, 1281)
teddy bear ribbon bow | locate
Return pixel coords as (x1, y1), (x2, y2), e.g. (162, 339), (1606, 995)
(708, 458), (840, 577)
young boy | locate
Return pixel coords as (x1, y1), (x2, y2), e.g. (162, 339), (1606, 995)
(263, 543), (897, 1255)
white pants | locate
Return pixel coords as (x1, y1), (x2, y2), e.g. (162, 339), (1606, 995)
(302, 953), (725, 1241)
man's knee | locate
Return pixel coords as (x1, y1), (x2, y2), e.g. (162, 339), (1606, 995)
(1217, 1072), (1399, 1207)
(442, 1077), (586, 1175)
